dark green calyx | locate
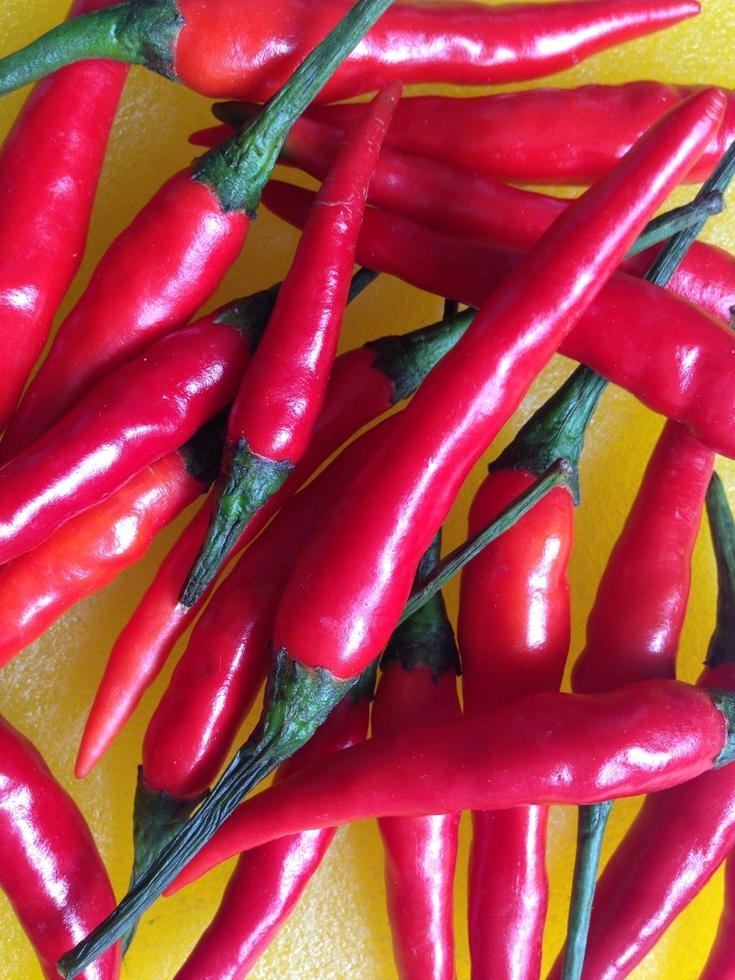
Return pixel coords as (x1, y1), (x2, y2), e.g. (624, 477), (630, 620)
(216, 283), (282, 354)
(123, 770), (203, 954)
(367, 308), (475, 405)
(711, 689), (735, 768)
(493, 365), (606, 504)
(179, 410), (228, 487)
(57, 651), (353, 978)
(351, 661), (379, 704)
(561, 800), (614, 980)
(181, 441), (293, 607)
(705, 473), (735, 668)
(0, 0), (182, 97)
(382, 532), (460, 679)
(193, 0), (394, 213)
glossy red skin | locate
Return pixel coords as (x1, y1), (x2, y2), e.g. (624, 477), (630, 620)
(547, 662), (735, 980)
(0, 169), (247, 461)
(0, 0), (127, 434)
(573, 421), (713, 693)
(265, 182), (735, 455)
(76, 344), (393, 777)
(701, 848), (735, 980)
(229, 86), (397, 462)
(0, 316), (247, 566)
(143, 420), (392, 799)
(0, 450), (205, 669)
(311, 81), (735, 185)
(175, 694), (370, 980)
(373, 663), (461, 980)
(173, 0), (696, 102)
(232, 110), (735, 323)
(458, 470), (572, 979)
(0, 716), (120, 980)
(170, 680), (729, 889)
(271, 90), (724, 680)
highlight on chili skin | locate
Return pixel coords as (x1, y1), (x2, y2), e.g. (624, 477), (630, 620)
(1, 0), (735, 977)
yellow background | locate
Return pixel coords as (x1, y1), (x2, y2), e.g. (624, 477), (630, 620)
(0, 0), (734, 976)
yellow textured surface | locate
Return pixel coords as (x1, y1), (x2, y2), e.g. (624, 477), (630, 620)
(0, 1), (734, 977)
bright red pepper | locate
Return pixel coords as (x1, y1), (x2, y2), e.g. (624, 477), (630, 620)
(0, 715), (120, 980)
(0, 0), (392, 459)
(76, 281), (467, 779)
(547, 473), (735, 980)
(0, 416), (222, 669)
(57, 93), (724, 974)
(174, 673), (374, 980)
(0, 316), (247, 568)
(309, 81), (734, 186)
(0, 0), (698, 103)
(265, 182), (735, 454)
(701, 850), (735, 980)
(182, 84), (399, 605)
(171, 680), (735, 889)
(0, 0), (127, 434)
(372, 536), (461, 980)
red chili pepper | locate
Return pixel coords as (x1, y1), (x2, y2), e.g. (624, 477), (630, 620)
(174, 670), (375, 980)
(265, 182), (735, 453)
(182, 83), (399, 605)
(0, 0), (393, 459)
(0, 316), (248, 568)
(546, 473), (735, 980)
(308, 81), (734, 185)
(0, 0), (698, 103)
(0, 415), (223, 669)
(0, 0), (127, 434)
(57, 93), (725, 976)
(0, 715), (120, 980)
(701, 850), (735, 980)
(225, 105), (733, 323)
(372, 534), (461, 980)
(171, 680), (735, 890)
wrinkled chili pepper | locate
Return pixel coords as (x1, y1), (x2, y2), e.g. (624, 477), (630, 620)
(0, 715), (120, 980)
(549, 472), (735, 980)
(170, 680), (735, 889)
(0, 0), (393, 459)
(373, 534), (461, 980)
(701, 849), (735, 980)
(174, 668), (376, 980)
(0, 315), (249, 567)
(0, 0), (127, 435)
(0, 0), (698, 103)
(182, 83), (399, 605)
(0, 414), (224, 669)
(265, 182), (735, 453)
(306, 81), (735, 186)
(57, 92), (725, 977)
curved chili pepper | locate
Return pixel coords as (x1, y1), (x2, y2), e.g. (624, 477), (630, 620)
(57, 92), (726, 977)
(308, 81), (734, 186)
(174, 669), (375, 980)
(207, 101), (733, 322)
(546, 473), (735, 980)
(701, 850), (735, 980)
(0, 0), (127, 434)
(0, 0), (698, 103)
(0, 715), (120, 980)
(0, 416), (223, 669)
(171, 680), (735, 890)
(372, 534), (461, 980)
(0, 0), (392, 459)
(265, 182), (735, 452)
(0, 316), (248, 568)
(182, 83), (399, 606)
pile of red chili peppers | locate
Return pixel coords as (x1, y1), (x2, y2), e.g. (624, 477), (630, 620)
(2, 0), (735, 977)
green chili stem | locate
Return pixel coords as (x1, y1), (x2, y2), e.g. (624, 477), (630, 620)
(625, 190), (724, 257)
(561, 801), (614, 980)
